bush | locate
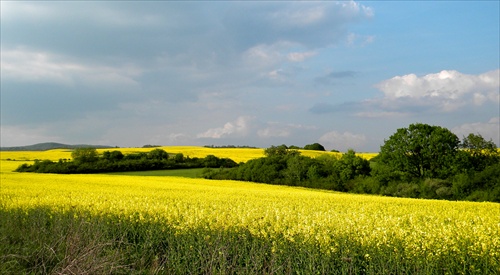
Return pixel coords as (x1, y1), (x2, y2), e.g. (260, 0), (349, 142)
(71, 148), (99, 163)
(303, 143), (326, 151)
(420, 179), (452, 199)
(347, 177), (381, 194)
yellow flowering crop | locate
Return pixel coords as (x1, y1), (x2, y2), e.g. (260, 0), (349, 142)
(1, 153), (499, 273)
(1, 147), (497, 273)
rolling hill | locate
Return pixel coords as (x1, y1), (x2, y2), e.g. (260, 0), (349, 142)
(0, 142), (115, 151)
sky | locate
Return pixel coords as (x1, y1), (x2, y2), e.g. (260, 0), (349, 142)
(1, 1), (499, 152)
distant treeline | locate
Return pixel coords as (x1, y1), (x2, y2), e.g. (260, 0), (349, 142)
(15, 148), (237, 174)
(203, 143), (339, 152)
(203, 124), (500, 203)
(204, 145), (258, 149)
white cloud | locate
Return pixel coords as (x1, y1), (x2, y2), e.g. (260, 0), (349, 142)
(268, 1), (372, 29)
(319, 131), (367, 151)
(270, 5), (326, 27)
(2, 48), (80, 85)
(374, 69), (500, 112)
(242, 41), (296, 68)
(197, 116), (254, 139)
(340, 0), (374, 18)
(257, 128), (290, 138)
(452, 117), (500, 146)
(267, 69), (287, 82)
(287, 51), (317, 62)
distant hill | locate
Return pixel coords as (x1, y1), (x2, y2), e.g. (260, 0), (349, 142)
(0, 142), (115, 151)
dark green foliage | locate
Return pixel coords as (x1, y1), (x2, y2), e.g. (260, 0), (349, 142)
(379, 123), (460, 179)
(264, 144), (299, 157)
(15, 150), (237, 174)
(203, 121), (499, 202)
(147, 148), (169, 160)
(335, 149), (371, 183)
(102, 150), (124, 161)
(370, 123), (499, 202)
(71, 147), (99, 164)
(420, 179), (453, 200)
(303, 143), (326, 151)
(203, 147), (371, 192)
(460, 133), (499, 171)
(142, 144), (161, 148)
(174, 153), (184, 162)
(204, 155), (238, 168)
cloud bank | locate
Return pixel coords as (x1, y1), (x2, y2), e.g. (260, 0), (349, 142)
(373, 69), (499, 112)
(1, 1), (498, 151)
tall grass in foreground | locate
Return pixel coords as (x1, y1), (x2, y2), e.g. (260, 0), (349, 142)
(2, 206), (498, 274)
(1, 168), (499, 274)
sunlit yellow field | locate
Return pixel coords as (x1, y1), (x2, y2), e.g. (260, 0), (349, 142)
(1, 149), (498, 273)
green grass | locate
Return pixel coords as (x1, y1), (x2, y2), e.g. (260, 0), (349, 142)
(106, 168), (205, 178)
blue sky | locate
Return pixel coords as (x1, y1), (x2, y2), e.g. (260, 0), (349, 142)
(1, 1), (499, 151)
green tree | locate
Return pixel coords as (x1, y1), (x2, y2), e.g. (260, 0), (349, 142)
(148, 149), (169, 160)
(174, 153), (184, 163)
(334, 149), (371, 183)
(283, 155), (314, 184)
(460, 133), (499, 171)
(264, 145), (299, 157)
(379, 123), (460, 179)
(204, 155), (220, 167)
(303, 143), (326, 151)
(102, 150), (124, 161)
(71, 148), (98, 163)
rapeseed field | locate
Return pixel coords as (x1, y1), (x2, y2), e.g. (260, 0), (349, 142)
(1, 149), (498, 274)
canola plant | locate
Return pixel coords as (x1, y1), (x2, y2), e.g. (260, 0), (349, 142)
(1, 149), (498, 274)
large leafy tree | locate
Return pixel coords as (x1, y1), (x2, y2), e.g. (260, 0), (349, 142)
(379, 123), (460, 179)
(460, 133), (499, 171)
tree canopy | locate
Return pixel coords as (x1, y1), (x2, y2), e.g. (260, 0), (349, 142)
(460, 133), (499, 171)
(264, 145), (299, 157)
(303, 143), (326, 151)
(378, 123), (460, 179)
(71, 147), (99, 163)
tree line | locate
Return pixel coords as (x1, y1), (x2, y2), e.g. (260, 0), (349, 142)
(15, 148), (237, 174)
(14, 123), (500, 202)
(203, 123), (500, 202)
